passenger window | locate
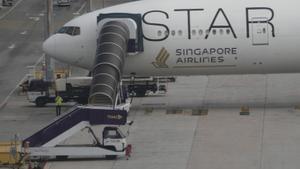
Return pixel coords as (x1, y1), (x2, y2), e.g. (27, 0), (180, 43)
(205, 29), (209, 35)
(226, 29), (231, 34)
(164, 30), (169, 36)
(171, 30), (176, 36)
(212, 29), (216, 35)
(199, 29), (203, 36)
(220, 29), (224, 35)
(178, 30), (183, 36)
(157, 30), (162, 36)
(192, 29), (196, 36)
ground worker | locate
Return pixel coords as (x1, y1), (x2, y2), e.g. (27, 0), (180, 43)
(55, 94), (63, 116)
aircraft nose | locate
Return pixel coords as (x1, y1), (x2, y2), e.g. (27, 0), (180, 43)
(43, 36), (56, 57)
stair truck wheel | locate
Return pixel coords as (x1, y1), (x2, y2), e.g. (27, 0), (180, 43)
(105, 146), (117, 160)
(35, 97), (47, 107)
(135, 88), (146, 97)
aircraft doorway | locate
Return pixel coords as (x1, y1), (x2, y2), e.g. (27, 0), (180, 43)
(251, 17), (269, 46)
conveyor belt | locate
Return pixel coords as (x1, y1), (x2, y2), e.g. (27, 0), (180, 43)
(89, 21), (129, 106)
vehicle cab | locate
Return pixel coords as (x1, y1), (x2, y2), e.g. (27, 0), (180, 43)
(102, 126), (127, 152)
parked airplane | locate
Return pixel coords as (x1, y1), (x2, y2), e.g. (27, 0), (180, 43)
(43, 0), (300, 76)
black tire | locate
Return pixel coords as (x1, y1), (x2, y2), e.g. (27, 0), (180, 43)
(56, 156), (68, 160)
(105, 155), (117, 160)
(35, 97), (47, 107)
(33, 166), (42, 169)
(77, 97), (88, 105)
(104, 146), (117, 160)
(152, 84), (158, 93)
(135, 89), (146, 97)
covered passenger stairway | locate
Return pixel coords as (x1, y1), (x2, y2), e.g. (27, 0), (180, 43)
(23, 13), (143, 159)
(88, 21), (129, 106)
(89, 13), (144, 106)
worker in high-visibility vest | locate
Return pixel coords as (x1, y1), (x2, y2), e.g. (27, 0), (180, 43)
(55, 94), (63, 116)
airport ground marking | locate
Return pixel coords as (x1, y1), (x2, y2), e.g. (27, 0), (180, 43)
(0, 54), (45, 110)
(0, 0), (25, 20)
(73, 1), (87, 15)
(8, 43), (15, 49)
(20, 31), (27, 35)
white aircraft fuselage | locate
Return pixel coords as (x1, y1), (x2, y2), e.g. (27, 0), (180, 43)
(43, 0), (300, 76)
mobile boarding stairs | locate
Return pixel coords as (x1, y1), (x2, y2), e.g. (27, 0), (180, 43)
(23, 13), (144, 160)
(23, 105), (131, 159)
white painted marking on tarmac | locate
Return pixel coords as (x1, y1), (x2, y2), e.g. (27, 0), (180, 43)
(20, 31), (27, 35)
(0, 76), (27, 110)
(0, 54), (45, 110)
(29, 16), (40, 21)
(73, 1), (87, 15)
(39, 13), (45, 16)
(0, 0), (25, 20)
(8, 44), (15, 49)
(34, 53), (45, 66)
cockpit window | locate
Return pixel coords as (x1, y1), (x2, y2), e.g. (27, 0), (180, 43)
(73, 27), (80, 36)
(57, 26), (80, 36)
(57, 27), (68, 34)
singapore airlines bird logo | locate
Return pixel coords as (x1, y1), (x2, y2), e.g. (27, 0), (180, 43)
(152, 47), (170, 68)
